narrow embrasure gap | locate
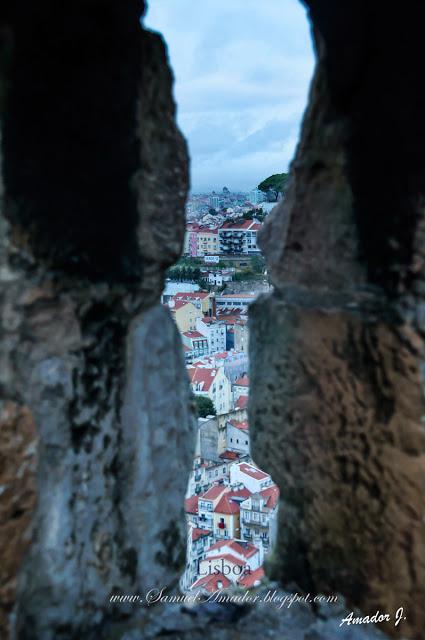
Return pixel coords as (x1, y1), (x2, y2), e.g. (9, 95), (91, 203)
(162, 189), (282, 593)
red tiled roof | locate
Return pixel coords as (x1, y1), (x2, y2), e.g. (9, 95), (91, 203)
(235, 395), (248, 410)
(260, 484), (280, 509)
(185, 495), (199, 515)
(238, 463), (269, 480)
(219, 450), (239, 461)
(207, 539), (232, 553)
(202, 485), (226, 501)
(199, 316), (223, 324)
(203, 553), (245, 568)
(215, 493), (241, 515)
(228, 487), (251, 500)
(191, 572), (231, 592)
(234, 375), (249, 387)
(229, 419), (249, 431)
(187, 366), (218, 392)
(172, 299), (194, 311)
(182, 331), (205, 339)
(220, 219), (258, 230)
(207, 539), (257, 559)
(237, 566), (265, 588)
(192, 527), (212, 542)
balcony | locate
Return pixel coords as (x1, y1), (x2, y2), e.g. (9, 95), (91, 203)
(241, 512), (268, 527)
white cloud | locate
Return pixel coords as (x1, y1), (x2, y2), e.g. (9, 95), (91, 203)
(144, 0), (315, 192)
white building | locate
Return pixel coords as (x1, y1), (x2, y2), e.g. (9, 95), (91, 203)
(240, 485), (279, 562)
(233, 321), (249, 354)
(205, 269), (234, 286)
(230, 462), (272, 494)
(225, 419), (250, 455)
(248, 188), (266, 205)
(181, 524), (214, 591)
(233, 374), (249, 402)
(218, 219), (261, 255)
(198, 485), (227, 531)
(196, 317), (227, 355)
(181, 330), (209, 362)
(204, 460), (232, 485)
(205, 539), (261, 572)
(215, 293), (256, 312)
(187, 365), (232, 415)
(209, 195), (220, 209)
(161, 280), (199, 304)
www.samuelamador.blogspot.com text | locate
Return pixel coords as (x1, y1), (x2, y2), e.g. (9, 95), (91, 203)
(110, 589), (338, 609)
(110, 589), (407, 630)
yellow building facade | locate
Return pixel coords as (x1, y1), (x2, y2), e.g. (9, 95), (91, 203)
(196, 231), (219, 256)
(172, 301), (203, 333)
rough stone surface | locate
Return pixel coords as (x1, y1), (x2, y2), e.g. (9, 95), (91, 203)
(0, 402), (37, 634)
(252, 3), (425, 640)
(0, 3), (194, 638)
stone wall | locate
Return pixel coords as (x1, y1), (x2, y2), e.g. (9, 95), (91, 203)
(251, 3), (425, 639)
(0, 3), (194, 637)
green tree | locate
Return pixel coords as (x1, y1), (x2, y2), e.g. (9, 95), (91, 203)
(258, 173), (288, 195)
(250, 255), (265, 274)
(195, 395), (216, 418)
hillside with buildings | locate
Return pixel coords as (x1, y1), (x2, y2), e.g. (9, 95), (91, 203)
(162, 193), (279, 593)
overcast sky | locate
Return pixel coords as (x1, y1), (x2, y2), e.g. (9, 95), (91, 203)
(144, 0), (315, 193)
